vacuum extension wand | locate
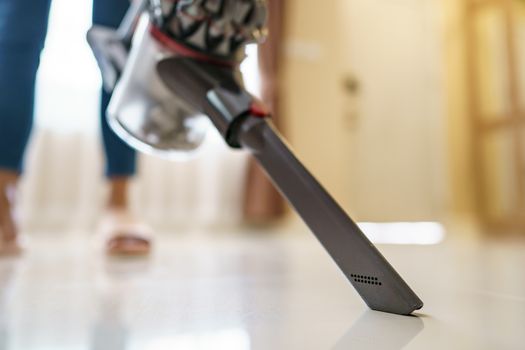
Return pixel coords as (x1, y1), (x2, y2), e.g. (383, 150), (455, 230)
(157, 57), (424, 315)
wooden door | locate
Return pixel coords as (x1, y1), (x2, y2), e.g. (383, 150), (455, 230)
(466, 0), (525, 230)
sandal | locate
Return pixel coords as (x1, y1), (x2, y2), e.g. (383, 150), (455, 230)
(98, 209), (153, 256)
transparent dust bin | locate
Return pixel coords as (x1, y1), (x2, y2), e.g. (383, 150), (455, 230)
(107, 14), (210, 160)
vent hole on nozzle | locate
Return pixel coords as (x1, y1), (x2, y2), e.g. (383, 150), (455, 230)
(351, 274), (382, 286)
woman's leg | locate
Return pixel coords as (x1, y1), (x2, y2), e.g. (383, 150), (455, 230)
(0, 0), (52, 172)
(93, 0), (137, 179)
(93, 0), (151, 255)
(0, 0), (52, 253)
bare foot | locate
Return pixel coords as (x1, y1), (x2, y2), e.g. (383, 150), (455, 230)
(99, 208), (152, 256)
(0, 176), (21, 256)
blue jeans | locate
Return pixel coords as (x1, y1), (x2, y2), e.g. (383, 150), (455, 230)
(0, 0), (136, 177)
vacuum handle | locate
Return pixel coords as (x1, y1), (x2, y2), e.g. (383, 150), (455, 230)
(117, 0), (149, 44)
(237, 116), (423, 315)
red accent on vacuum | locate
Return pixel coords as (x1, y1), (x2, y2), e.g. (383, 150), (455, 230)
(249, 100), (269, 118)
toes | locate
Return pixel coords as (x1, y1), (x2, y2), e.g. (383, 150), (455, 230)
(0, 187), (17, 241)
(0, 237), (22, 256)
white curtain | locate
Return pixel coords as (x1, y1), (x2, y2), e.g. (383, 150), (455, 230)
(19, 128), (249, 232)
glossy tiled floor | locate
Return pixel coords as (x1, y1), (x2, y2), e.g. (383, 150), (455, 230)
(0, 227), (524, 350)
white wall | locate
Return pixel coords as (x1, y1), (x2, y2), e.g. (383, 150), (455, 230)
(282, 0), (449, 222)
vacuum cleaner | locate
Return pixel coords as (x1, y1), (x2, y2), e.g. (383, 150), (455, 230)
(87, 0), (423, 315)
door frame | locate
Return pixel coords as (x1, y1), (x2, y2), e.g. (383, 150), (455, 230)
(466, 0), (525, 231)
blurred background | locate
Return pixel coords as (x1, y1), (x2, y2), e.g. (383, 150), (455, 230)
(2, 1), (525, 349)
(17, 0), (525, 236)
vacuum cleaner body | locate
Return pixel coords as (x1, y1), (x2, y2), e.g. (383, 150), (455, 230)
(88, 0), (424, 315)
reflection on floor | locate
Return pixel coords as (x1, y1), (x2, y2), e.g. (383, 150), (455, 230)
(0, 227), (524, 350)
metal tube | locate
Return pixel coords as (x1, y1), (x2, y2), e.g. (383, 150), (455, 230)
(237, 116), (424, 315)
